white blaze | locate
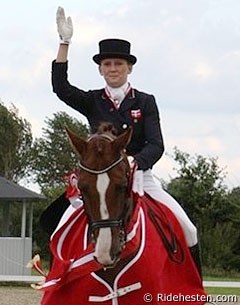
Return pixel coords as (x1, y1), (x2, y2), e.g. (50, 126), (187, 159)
(94, 173), (113, 265)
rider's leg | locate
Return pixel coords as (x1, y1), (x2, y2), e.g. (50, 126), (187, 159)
(143, 170), (197, 246)
(142, 170), (202, 278)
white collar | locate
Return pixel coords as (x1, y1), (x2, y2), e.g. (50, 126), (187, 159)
(106, 82), (130, 96)
(105, 82), (131, 108)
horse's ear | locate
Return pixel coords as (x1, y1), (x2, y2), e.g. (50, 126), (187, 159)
(65, 127), (87, 159)
(112, 127), (133, 152)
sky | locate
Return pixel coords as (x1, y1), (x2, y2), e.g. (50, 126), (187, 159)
(1, 0), (240, 191)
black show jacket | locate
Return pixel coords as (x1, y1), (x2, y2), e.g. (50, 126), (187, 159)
(51, 61), (164, 170)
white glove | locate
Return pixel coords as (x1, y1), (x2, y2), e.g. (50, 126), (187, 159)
(127, 156), (136, 170)
(132, 170), (144, 196)
(127, 156), (144, 196)
(56, 7), (73, 44)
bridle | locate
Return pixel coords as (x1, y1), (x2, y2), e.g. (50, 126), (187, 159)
(79, 155), (124, 175)
(78, 134), (131, 245)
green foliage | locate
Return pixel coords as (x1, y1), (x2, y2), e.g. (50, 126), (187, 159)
(201, 222), (236, 270)
(225, 187), (240, 270)
(0, 102), (33, 182)
(32, 200), (52, 260)
(32, 186), (68, 260)
(167, 147), (227, 223)
(29, 112), (89, 258)
(166, 147), (240, 272)
(30, 111), (89, 193)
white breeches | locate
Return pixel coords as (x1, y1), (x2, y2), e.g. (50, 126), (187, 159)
(143, 170), (198, 247)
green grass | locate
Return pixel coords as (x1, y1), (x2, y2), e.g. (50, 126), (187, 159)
(203, 268), (240, 281)
(204, 276), (240, 282)
(203, 271), (240, 295)
(205, 287), (240, 296)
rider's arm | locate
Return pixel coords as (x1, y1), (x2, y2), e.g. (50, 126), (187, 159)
(133, 94), (164, 170)
(56, 44), (69, 63)
(52, 7), (93, 116)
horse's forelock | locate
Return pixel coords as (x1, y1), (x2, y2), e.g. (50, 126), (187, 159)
(97, 122), (118, 137)
(87, 123), (118, 156)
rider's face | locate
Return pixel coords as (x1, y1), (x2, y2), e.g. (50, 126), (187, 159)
(99, 58), (132, 88)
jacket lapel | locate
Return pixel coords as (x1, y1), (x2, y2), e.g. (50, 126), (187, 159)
(119, 88), (137, 113)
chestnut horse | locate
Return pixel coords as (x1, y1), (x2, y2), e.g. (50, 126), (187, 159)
(40, 123), (207, 305)
(66, 123), (134, 271)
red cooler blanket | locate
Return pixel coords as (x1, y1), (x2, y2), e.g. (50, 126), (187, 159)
(40, 193), (207, 305)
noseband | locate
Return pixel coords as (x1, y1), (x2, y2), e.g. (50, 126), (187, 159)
(78, 134), (130, 241)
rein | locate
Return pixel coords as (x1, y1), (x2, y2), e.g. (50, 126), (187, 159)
(147, 205), (184, 264)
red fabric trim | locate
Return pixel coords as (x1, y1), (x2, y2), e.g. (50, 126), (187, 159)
(41, 194), (207, 305)
(41, 198), (142, 292)
(63, 171), (81, 199)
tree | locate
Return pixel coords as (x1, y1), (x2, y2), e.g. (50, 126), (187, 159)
(166, 147), (227, 225)
(166, 147), (240, 272)
(0, 102), (33, 182)
(29, 112), (89, 258)
(225, 187), (240, 270)
(30, 111), (89, 193)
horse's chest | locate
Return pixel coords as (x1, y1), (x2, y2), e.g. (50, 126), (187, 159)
(95, 246), (140, 287)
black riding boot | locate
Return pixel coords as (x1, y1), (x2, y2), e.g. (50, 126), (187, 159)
(189, 244), (202, 279)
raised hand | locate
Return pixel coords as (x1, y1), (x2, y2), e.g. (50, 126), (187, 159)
(56, 7), (73, 44)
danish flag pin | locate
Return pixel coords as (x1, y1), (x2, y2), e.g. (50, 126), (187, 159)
(130, 109), (142, 122)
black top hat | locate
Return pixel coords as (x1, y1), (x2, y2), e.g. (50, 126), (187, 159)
(93, 38), (137, 65)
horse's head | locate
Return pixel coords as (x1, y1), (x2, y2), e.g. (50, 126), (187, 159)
(66, 123), (133, 267)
